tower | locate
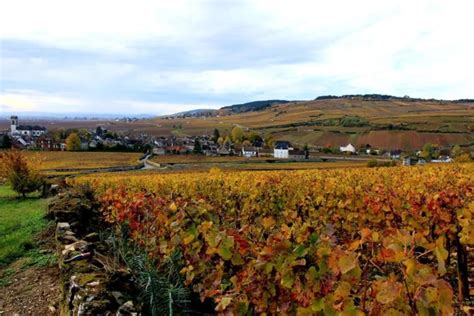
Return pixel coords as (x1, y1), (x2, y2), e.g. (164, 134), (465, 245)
(10, 115), (18, 135)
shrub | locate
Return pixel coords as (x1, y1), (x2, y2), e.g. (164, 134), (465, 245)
(0, 150), (44, 197)
(340, 116), (369, 127)
(455, 153), (472, 162)
(367, 159), (378, 167)
(367, 159), (397, 168)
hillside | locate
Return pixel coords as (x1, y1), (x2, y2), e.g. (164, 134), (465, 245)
(147, 97), (474, 150)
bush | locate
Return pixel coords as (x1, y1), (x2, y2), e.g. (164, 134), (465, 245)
(455, 153), (472, 162)
(340, 116), (369, 127)
(367, 159), (397, 168)
(0, 150), (44, 198)
(367, 159), (378, 167)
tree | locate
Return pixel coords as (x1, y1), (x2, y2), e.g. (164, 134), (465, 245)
(1, 135), (12, 149)
(78, 128), (91, 141)
(217, 137), (224, 145)
(451, 145), (462, 157)
(231, 126), (244, 143)
(0, 150), (44, 198)
(303, 144), (309, 159)
(50, 129), (65, 143)
(248, 131), (263, 146)
(420, 143), (434, 160)
(213, 128), (220, 143)
(65, 133), (81, 151)
(264, 134), (274, 148)
(193, 139), (203, 154)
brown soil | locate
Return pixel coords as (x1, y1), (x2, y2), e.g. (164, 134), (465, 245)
(0, 224), (61, 315)
(0, 264), (61, 315)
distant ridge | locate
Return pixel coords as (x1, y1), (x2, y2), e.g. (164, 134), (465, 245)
(168, 94), (474, 118)
(314, 94), (474, 102)
(168, 109), (218, 118)
(220, 100), (291, 113)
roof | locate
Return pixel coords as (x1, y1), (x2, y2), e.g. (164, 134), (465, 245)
(340, 143), (356, 151)
(165, 145), (187, 151)
(17, 125), (47, 131)
(274, 140), (292, 149)
(242, 146), (257, 152)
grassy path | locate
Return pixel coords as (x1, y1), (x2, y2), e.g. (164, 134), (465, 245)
(0, 185), (61, 314)
(0, 185), (50, 266)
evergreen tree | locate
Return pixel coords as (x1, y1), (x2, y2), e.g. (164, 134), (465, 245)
(193, 139), (203, 154)
(1, 135), (12, 149)
(213, 128), (220, 143)
(303, 144), (309, 159)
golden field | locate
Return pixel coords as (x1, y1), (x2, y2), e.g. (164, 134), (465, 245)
(22, 151), (142, 171)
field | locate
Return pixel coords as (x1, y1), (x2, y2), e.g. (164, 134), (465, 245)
(74, 163), (474, 314)
(151, 155), (270, 164)
(149, 155), (368, 171)
(22, 151), (142, 171)
(3, 98), (473, 151)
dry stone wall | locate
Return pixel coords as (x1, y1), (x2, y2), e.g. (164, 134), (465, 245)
(49, 188), (139, 316)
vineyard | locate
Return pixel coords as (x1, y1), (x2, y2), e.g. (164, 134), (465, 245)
(23, 151), (142, 171)
(75, 164), (474, 314)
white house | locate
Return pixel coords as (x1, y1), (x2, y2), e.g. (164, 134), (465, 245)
(339, 143), (356, 154)
(242, 146), (257, 158)
(274, 141), (293, 159)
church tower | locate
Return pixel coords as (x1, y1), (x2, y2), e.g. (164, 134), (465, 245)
(10, 115), (18, 135)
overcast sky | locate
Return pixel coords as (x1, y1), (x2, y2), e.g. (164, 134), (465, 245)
(1, 0), (473, 115)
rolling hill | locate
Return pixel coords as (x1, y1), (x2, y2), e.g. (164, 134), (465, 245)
(3, 95), (473, 151)
(149, 96), (474, 150)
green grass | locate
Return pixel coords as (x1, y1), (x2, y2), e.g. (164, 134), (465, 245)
(0, 185), (50, 266)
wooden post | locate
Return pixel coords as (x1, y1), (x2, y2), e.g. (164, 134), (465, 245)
(454, 236), (470, 303)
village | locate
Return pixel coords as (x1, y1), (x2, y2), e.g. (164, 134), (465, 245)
(0, 115), (463, 166)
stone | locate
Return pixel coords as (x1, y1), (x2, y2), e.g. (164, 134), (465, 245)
(111, 291), (126, 305)
(62, 240), (91, 258)
(77, 299), (112, 315)
(117, 301), (136, 316)
(52, 209), (79, 223)
(56, 222), (70, 231)
(60, 235), (79, 244)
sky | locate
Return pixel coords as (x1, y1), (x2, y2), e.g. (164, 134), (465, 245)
(1, 0), (474, 115)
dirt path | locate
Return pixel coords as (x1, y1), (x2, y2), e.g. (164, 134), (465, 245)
(0, 223), (61, 316)
(0, 264), (61, 315)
